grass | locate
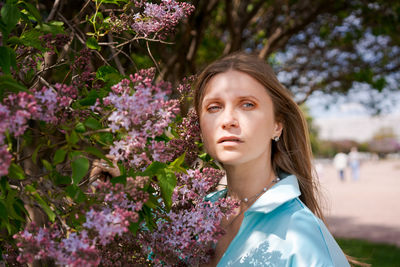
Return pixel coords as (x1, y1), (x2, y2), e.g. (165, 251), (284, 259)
(336, 238), (400, 267)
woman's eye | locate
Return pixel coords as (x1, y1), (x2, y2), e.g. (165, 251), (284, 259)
(242, 102), (255, 108)
(207, 105), (221, 112)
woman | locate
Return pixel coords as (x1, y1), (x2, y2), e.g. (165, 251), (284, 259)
(194, 52), (350, 266)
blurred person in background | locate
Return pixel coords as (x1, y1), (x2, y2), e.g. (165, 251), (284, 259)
(333, 152), (348, 182)
(348, 147), (361, 181)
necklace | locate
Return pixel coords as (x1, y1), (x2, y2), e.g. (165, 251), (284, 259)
(241, 177), (280, 204)
(223, 177), (281, 231)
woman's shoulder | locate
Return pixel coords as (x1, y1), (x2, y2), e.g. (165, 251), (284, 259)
(280, 198), (350, 266)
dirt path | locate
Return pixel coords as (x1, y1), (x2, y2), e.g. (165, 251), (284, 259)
(317, 159), (400, 247)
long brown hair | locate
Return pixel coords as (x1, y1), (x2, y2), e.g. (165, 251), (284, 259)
(194, 52), (324, 220)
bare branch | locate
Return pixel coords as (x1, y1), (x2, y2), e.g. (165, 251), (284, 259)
(146, 41), (160, 74)
(72, 0), (92, 22)
(46, 0), (62, 22)
(108, 34), (125, 75)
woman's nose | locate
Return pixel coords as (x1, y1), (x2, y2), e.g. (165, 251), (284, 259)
(221, 109), (239, 129)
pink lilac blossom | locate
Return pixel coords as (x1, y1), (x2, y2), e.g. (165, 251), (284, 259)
(169, 108), (201, 165)
(14, 224), (100, 266)
(144, 197), (239, 266)
(104, 68), (179, 169)
(39, 33), (70, 56)
(15, 46), (43, 76)
(71, 48), (94, 88)
(3, 92), (38, 136)
(141, 168), (238, 266)
(83, 208), (130, 246)
(110, 0), (194, 38)
(32, 84), (78, 124)
(0, 144), (12, 176)
(14, 177), (149, 266)
(132, 0), (194, 38)
(0, 103), (10, 145)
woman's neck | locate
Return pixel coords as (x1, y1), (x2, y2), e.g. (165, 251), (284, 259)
(224, 159), (276, 202)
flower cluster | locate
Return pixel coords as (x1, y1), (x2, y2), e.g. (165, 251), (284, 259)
(39, 33), (70, 55)
(71, 48), (94, 88)
(14, 224), (100, 266)
(143, 168), (239, 266)
(170, 108), (201, 165)
(32, 84), (78, 123)
(0, 85), (76, 176)
(110, 0), (194, 38)
(0, 93), (38, 176)
(15, 46), (43, 77)
(104, 68), (180, 169)
(14, 177), (149, 266)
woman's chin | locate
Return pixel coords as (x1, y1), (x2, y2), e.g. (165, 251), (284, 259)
(215, 153), (245, 166)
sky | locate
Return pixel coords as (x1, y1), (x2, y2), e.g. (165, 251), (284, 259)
(305, 90), (400, 142)
(306, 90), (400, 119)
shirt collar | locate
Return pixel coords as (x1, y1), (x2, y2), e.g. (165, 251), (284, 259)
(246, 172), (301, 214)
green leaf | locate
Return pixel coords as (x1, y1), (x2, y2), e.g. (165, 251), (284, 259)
(71, 157), (89, 185)
(69, 130), (80, 145)
(110, 175), (126, 185)
(84, 146), (110, 163)
(98, 132), (113, 145)
(75, 122), (86, 133)
(32, 144), (44, 164)
(0, 75), (27, 98)
(84, 117), (102, 130)
(54, 172), (71, 185)
(144, 193), (159, 209)
(96, 65), (119, 82)
(1, 3), (21, 31)
(21, 2), (42, 25)
(0, 46), (16, 74)
(16, 29), (45, 51)
(36, 21), (65, 34)
(0, 200), (8, 220)
(157, 170), (176, 211)
(142, 161), (168, 177)
(41, 159), (52, 171)
(53, 149), (67, 165)
(66, 185), (86, 203)
(86, 37), (101, 51)
(25, 184), (35, 193)
(69, 151), (82, 160)
(13, 198), (29, 220)
(8, 163), (25, 180)
(78, 89), (99, 106)
(32, 192), (55, 222)
(5, 190), (25, 222)
(128, 221), (140, 236)
(170, 152), (186, 169)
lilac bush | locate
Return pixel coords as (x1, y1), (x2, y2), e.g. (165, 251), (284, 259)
(0, 0), (238, 266)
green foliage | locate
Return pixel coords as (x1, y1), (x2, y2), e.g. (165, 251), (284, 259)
(71, 157), (90, 185)
(337, 238), (400, 267)
(0, 0), (195, 262)
(7, 163), (25, 180)
(86, 37), (101, 51)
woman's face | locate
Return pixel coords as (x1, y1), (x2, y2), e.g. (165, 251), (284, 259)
(199, 70), (282, 167)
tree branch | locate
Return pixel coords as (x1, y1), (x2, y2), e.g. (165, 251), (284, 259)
(46, 0), (62, 22)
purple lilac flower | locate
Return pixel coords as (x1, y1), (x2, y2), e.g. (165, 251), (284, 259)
(104, 68), (179, 169)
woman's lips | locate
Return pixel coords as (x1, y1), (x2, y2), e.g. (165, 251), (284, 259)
(217, 136), (243, 144)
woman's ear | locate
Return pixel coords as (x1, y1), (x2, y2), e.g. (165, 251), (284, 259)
(273, 122), (283, 139)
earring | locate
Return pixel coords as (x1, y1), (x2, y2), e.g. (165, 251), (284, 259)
(273, 136), (280, 142)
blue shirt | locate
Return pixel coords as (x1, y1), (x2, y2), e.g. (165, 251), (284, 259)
(206, 173), (350, 267)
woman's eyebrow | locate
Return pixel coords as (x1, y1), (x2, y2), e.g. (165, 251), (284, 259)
(202, 97), (221, 104)
(237, 95), (259, 102)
